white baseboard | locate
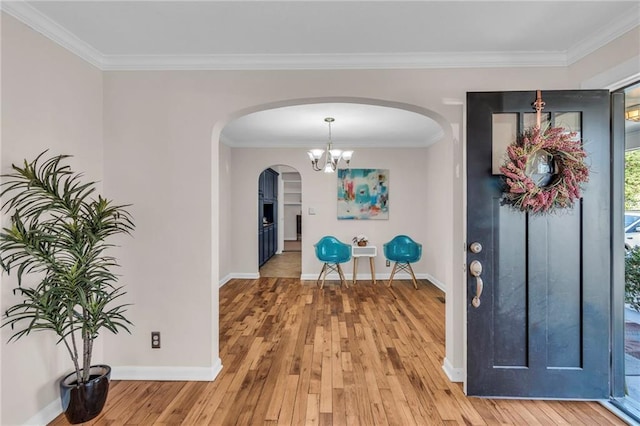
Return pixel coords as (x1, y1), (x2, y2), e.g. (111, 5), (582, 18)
(442, 357), (464, 382)
(220, 272), (260, 287)
(232, 272), (260, 279)
(219, 273), (233, 287)
(111, 358), (222, 381)
(423, 272), (446, 292)
(21, 360), (223, 425)
(300, 273), (319, 281)
(24, 398), (61, 426)
(300, 272), (446, 292)
(302, 272), (408, 281)
(225, 270), (447, 293)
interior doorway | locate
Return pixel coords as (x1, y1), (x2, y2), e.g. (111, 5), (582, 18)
(259, 164), (302, 278)
(281, 166), (302, 251)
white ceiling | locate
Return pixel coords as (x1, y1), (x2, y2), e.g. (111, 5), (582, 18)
(2, 1), (639, 147)
(3, 1), (639, 70)
(221, 103), (443, 148)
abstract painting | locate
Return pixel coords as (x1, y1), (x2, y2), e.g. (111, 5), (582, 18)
(337, 168), (389, 220)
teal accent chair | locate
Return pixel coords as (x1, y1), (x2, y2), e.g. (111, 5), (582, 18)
(314, 236), (352, 289)
(383, 235), (422, 289)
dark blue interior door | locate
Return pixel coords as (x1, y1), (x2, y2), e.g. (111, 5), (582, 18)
(466, 90), (611, 398)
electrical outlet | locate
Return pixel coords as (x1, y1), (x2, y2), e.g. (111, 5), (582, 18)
(151, 331), (161, 349)
(386, 260), (390, 267)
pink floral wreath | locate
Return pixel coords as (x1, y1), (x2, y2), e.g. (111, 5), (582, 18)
(500, 126), (589, 214)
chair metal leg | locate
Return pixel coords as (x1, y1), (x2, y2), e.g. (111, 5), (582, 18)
(387, 262), (398, 287)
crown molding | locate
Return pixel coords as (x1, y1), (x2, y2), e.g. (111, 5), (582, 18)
(566, 3), (640, 65)
(99, 51), (568, 71)
(1, 0), (104, 69)
(0, 1), (566, 70)
(2, 0), (637, 71)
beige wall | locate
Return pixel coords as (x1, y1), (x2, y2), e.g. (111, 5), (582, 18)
(98, 66), (573, 392)
(3, 8), (639, 424)
(1, 14), (104, 425)
(219, 141), (233, 281)
(571, 27), (640, 88)
(102, 71), (218, 372)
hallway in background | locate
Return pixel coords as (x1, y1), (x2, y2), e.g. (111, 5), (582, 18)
(283, 240), (301, 252)
(259, 251), (301, 278)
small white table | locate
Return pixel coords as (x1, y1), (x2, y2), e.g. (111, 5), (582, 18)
(351, 245), (377, 285)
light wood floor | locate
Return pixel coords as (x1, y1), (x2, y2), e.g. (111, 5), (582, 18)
(50, 278), (625, 425)
(259, 252), (301, 278)
(283, 240), (301, 252)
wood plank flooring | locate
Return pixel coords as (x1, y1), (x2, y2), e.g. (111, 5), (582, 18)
(259, 252), (301, 278)
(50, 278), (625, 425)
(283, 240), (301, 252)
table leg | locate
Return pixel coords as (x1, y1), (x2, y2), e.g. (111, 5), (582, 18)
(369, 257), (376, 284)
(353, 257), (358, 285)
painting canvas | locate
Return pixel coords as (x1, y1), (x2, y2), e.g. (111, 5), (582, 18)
(337, 168), (389, 220)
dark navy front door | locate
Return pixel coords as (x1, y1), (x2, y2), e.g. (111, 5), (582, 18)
(466, 90), (611, 398)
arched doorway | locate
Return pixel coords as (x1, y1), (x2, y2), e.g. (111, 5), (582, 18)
(216, 96), (459, 378)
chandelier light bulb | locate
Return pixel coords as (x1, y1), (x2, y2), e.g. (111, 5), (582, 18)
(329, 149), (343, 159)
(308, 149), (324, 161)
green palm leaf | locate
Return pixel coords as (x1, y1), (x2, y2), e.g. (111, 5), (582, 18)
(0, 152), (134, 384)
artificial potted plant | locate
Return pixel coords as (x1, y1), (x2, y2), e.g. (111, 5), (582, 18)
(352, 234), (368, 247)
(0, 152), (134, 424)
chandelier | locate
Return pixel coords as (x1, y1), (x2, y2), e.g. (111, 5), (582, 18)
(307, 117), (353, 173)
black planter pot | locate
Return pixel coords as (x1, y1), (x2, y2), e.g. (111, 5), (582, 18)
(59, 364), (111, 424)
